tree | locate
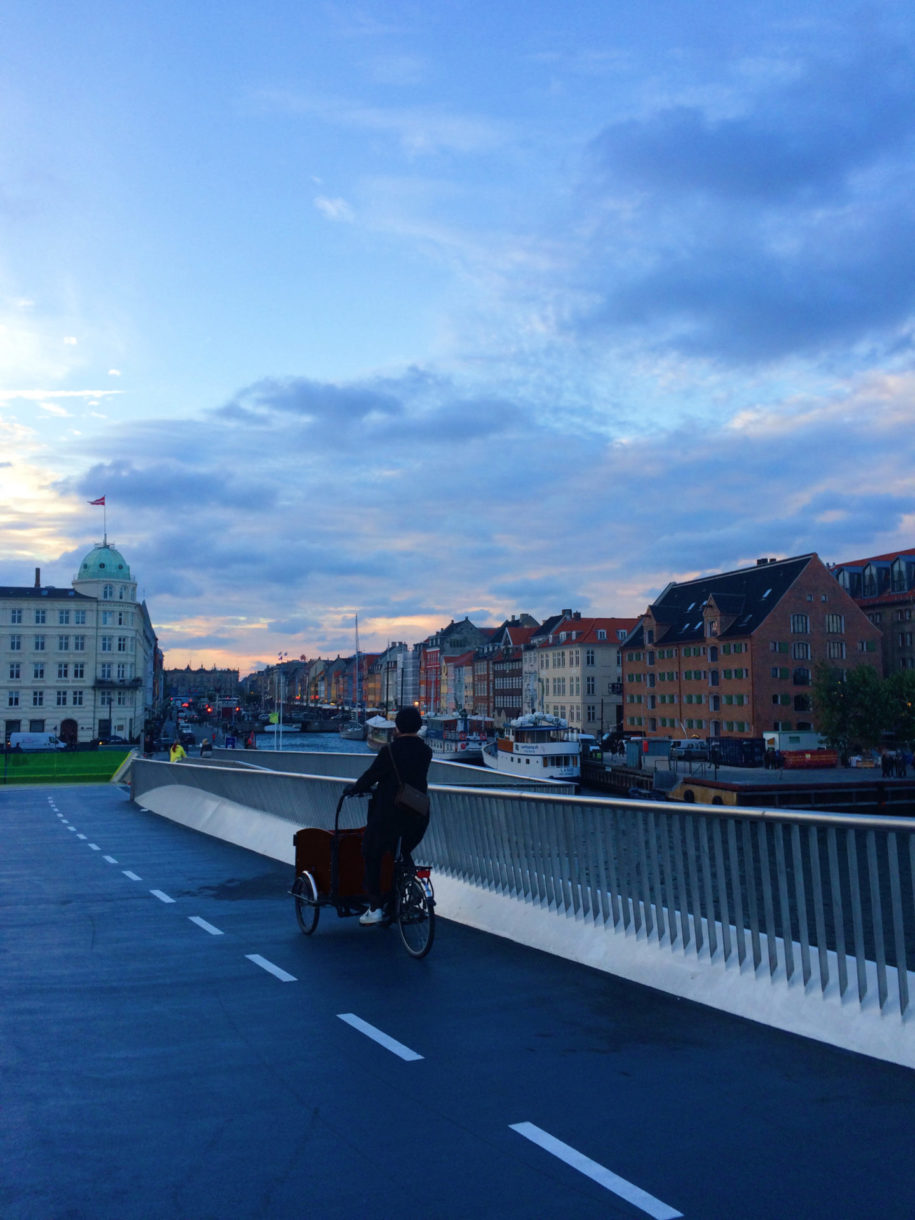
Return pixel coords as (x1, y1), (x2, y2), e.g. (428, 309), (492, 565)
(813, 663), (886, 753)
(884, 670), (915, 745)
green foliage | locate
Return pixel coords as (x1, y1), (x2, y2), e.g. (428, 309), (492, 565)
(813, 662), (909, 752)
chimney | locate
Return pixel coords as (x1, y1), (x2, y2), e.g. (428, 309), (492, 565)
(34, 567), (40, 588)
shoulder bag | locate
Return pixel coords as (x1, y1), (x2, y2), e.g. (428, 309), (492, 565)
(387, 745), (430, 818)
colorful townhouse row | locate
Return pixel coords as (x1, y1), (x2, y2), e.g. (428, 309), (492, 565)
(242, 546), (915, 742)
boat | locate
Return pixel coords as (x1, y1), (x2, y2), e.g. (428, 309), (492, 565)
(422, 713), (493, 764)
(365, 715), (397, 751)
(339, 615), (367, 741)
(481, 713), (581, 781)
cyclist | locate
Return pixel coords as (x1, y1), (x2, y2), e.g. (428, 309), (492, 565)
(344, 706), (432, 925)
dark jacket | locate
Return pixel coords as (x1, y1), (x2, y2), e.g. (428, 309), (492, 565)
(351, 735), (433, 821)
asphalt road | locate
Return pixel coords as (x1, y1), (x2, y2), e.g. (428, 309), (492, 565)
(4, 784), (915, 1219)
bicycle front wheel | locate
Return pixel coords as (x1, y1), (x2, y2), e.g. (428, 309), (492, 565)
(397, 876), (435, 958)
(293, 871), (320, 935)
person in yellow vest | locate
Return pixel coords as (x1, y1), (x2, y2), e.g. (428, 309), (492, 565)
(169, 740), (187, 763)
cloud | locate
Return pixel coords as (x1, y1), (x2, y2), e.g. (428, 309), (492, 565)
(569, 30), (915, 366)
(13, 356), (907, 671)
(314, 195), (355, 223)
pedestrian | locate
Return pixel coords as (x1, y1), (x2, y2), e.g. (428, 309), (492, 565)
(169, 740), (186, 763)
(895, 749), (906, 778)
(344, 706), (433, 926)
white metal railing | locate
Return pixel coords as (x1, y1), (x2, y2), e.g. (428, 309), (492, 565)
(131, 759), (915, 1027)
(424, 786), (915, 1021)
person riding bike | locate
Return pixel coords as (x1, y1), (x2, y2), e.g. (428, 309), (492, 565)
(344, 706), (432, 926)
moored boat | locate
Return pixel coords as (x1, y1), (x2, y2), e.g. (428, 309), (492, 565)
(365, 715), (397, 751)
(481, 713), (581, 781)
(423, 713), (492, 764)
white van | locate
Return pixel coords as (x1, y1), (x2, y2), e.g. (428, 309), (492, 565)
(8, 731), (67, 751)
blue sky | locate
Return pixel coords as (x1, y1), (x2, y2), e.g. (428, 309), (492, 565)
(2, 1), (914, 675)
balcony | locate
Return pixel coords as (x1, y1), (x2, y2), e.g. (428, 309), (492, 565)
(93, 677), (143, 690)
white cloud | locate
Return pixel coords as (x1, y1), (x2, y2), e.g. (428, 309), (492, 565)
(314, 195), (355, 223)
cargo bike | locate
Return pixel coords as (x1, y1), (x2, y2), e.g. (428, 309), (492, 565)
(290, 792), (435, 958)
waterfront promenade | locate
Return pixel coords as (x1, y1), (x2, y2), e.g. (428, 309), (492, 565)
(5, 780), (915, 1218)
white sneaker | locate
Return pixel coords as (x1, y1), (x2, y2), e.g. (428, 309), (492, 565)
(359, 907), (385, 926)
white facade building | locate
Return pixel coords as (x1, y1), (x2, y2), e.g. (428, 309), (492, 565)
(1, 543), (158, 746)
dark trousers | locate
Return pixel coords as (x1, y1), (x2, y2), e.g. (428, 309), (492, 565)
(362, 810), (428, 908)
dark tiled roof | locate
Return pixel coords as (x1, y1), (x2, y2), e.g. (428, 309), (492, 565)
(642, 554), (814, 646)
(0, 586), (93, 600)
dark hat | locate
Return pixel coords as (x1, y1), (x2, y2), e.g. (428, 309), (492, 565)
(395, 706), (422, 733)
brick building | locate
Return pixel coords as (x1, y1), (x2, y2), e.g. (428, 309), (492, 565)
(831, 547), (915, 675)
(621, 554), (882, 740)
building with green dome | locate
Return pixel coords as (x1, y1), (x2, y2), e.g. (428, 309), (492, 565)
(0, 542), (160, 747)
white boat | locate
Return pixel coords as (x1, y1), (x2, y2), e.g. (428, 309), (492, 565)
(365, 715), (396, 751)
(422, 714), (492, 764)
(481, 713), (581, 781)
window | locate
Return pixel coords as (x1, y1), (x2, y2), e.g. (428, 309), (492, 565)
(790, 613), (810, 633)
(825, 613), (845, 633)
(72, 690), (83, 706)
(34, 635), (45, 651)
(102, 611), (115, 625)
(827, 640), (847, 660)
(9, 662), (20, 680)
(58, 609), (70, 625)
(74, 610), (86, 625)
(32, 690), (44, 707)
(100, 636), (113, 652)
(586, 676), (595, 695)
(793, 667), (811, 685)
(58, 635), (69, 651)
(73, 635), (86, 651)
(99, 663), (112, 680)
(56, 691), (67, 706)
(9, 634), (21, 651)
(792, 642), (811, 660)
(8, 691), (19, 707)
(102, 584), (114, 600)
(57, 663), (69, 680)
(117, 636), (128, 653)
(73, 662), (84, 679)
(585, 649), (595, 666)
(34, 608), (46, 624)
(11, 608), (22, 624)
(33, 663), (45, 680)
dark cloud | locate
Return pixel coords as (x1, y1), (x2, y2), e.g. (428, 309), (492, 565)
(575, 30), (915, 364)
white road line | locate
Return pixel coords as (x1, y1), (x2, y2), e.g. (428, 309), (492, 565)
(189, 916), (224, 936)
(67, 826), (77, 833)
(76, 833), (87, 840)
(89, 843), (101, 851)
(245, 954), (297, 982)
(150, 889), (175, 904)
(336, 1013), (424, 1061)
(104, 855), (118, 864)
(509, 1123), (682, 1220)
(122, 870), (141, 881)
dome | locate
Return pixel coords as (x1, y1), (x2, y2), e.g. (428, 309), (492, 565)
(77, 543), (132, 581)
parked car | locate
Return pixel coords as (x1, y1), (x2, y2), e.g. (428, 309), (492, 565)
(99, 734), (132, 746)
(670, 739), (709, 761)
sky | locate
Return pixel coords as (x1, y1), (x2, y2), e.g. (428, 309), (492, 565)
(2, 1), (914, 677)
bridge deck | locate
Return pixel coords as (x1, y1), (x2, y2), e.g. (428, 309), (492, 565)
(3, 783), (915, 1219)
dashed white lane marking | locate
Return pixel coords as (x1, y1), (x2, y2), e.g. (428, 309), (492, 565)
(337, 1013), (423, 1062)
(509, 1123), (682, 1219)
(189, 916), (223, 936)
(245, 954), (296, 982)
(123, 870), (141, 881)
(68, 826), (77, 833)
(89, 843), (101, 851)
(104, 856), (118, 864)
(76, 833), (87, 840)
(150, 889), (175, 904)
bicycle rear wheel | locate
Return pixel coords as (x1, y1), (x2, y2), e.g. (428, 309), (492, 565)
(293, 871), (320, 934)
(397, 875), (435, 958)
